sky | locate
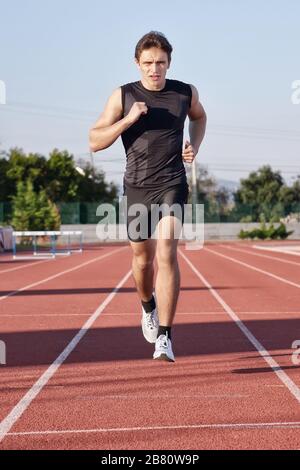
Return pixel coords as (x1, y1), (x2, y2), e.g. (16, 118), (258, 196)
(0, 0), (300, 190)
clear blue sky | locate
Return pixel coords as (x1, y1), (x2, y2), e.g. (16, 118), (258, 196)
(1, 0), (300, 189)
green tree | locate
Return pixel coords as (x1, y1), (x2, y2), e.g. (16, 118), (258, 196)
(1, 147), (118, 205)
(234, 165), (285, 222)
(279, 177), (300, 215)
(6, 147), (47, 194)
(75, 160), (118, 203)
(45, 149), (79, 202)
(12, 180), (60, 231)
(215, 186), (232, 221)
(187, 165), (232, 222)
(45, 150), (119, 203)
(0, 157), (14, 201)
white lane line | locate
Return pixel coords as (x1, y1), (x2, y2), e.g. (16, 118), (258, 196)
(0, 314), (93, 317)
(179, 249), (300, 404)
(219, 244), (300, 267)
(254, 245), (300, 256)
(0, 311), (223, 317)
(204, 247), (300, 289)
(0, 259), (52, 275)
(0, 247), (127, 301)
(2, 311), (299, 317)
(5, 421), (300, 437)
(0, 267), (133, 442)
(99, 311), (300, 316)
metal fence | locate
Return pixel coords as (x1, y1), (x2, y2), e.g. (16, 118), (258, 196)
(1, 201), (300, 225)
(0, 202), (12, 224)
(0, 202), (119, 225)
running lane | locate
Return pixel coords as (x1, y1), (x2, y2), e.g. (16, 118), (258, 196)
(1, 244), (300, 449)
(0, 246), (126, 300)
(0, 246), (131, 434)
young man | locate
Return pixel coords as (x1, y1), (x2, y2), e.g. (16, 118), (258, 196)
(89, 31), (206, 362)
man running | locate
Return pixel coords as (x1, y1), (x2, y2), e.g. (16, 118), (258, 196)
(89, 31), (206, 362)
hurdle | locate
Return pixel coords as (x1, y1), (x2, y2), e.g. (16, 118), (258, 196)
(12, 231), (83, 260)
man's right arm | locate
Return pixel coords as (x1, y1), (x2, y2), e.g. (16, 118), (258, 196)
(89, 88), (148, 152)
(89, 88), (129, 152)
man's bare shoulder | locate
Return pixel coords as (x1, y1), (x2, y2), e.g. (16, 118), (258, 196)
(109, 87), (122, 104)
(188, 84), (206, 120)
(111, 82), (138, 102)
(91, 87), (123, 130)
(189, 83), (199, 96)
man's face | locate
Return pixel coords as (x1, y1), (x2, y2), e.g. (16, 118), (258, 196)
(136, 47), (170, 89)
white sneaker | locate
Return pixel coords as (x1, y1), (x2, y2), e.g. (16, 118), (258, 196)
(153, 333), (175, 362)
(141, 305), (159, 344)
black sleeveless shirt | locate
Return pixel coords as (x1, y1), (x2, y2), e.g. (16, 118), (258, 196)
(121, 79), (192, 189)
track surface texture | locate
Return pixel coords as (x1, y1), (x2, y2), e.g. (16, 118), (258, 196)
(1, 241), (300, 450)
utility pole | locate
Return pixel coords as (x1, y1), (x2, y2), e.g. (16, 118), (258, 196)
(90, 151), (95, 179)
(191, 158), (198, 225)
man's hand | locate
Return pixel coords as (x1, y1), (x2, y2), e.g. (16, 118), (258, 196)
(126, 102), (148, 125)
(182, 140), (196, 163)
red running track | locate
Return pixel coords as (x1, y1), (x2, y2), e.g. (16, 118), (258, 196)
(0, 241), (300, 450)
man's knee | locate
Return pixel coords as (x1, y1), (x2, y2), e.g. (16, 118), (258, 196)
(132, 251), (154, 272)
(131, 240), (156, 271)
(156, 245), (177, 267)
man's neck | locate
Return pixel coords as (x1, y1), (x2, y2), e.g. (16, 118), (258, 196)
(140, 78), (166, 91)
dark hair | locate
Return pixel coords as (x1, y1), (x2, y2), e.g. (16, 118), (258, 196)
(135, 31), (173, 64)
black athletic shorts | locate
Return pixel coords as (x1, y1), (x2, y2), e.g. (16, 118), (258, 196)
(123, 182), (189, 242)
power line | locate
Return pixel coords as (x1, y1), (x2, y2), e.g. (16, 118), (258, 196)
(8, 100), (96, 116)
(78, 151), (300, 167)
(1, 106), (93, 122)
(210, 123), (300, 137)
(1, 101), (300, 141)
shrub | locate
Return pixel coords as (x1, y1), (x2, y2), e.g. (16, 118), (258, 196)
(11, 180), (61, 231)
(238, 222), (293, 240)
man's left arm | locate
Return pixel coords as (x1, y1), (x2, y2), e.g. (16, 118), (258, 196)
(182, 84), (207, 163)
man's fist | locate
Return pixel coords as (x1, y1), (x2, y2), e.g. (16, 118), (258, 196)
(182, 140), (196, 163)
(127, 102), (148, 125)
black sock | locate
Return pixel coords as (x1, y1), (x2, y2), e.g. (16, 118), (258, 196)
(141, 295), (156, 313)
(158, 326), (172, 340)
